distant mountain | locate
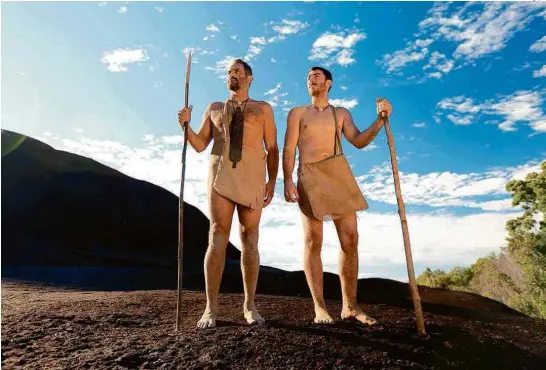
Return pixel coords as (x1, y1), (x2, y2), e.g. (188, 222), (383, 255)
(1, 129), (241, 271)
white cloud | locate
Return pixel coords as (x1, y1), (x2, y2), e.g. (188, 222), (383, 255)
(243, 19), (309, 61)
(532, 65), (546, 78)
(155, 6), (164, 13)
(412, 122), (426, 128)
(530, 35), (546, 52)
(381, 2), (544, 78)
(420, 2), (541, 60)
(118, 6), (127, 14)
(100, 48), (148, 72)
(230, 35), (238, 41)
(423, 51), (454, 77)
(204, 55), (239, 78)
(263, 83), (291, 113)
(361, 143), (379, 152)
(206, 24), (220, 33)
(357, 159), (541, 211)
(35, 132), (541, 281)
(182, 47), (215, 64)
(329, 98), (358, 110)
(437, 90), (546, 132)
(270, 58), (277, 63)
(309, 29), (367, 67)
(98, 2), (108, 7)
(272, 19), (308, 36)
(380, 39), (433, 74)
(340, 86), (348, 90)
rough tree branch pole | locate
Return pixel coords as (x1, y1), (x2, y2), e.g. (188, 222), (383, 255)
(381, 108), (426, 336)
(176, 51), (192, 332)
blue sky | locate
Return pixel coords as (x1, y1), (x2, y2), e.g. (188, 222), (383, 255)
(2, 1), (546, 281)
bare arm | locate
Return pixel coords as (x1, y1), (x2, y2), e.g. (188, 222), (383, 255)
(262, 103), (279, 184)
(283, 107), (302, 185)
(186, 104), (214, 152)
(340, 108), (385, 150)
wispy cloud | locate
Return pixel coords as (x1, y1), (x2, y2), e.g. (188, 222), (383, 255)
(118, 6), (127, 14)
(357, 160), (542, 211)
(532, 65), (546, 78)
(263, 83), (292, 113)
(100, 48), (148, 72)
(380, 39), (434, 74)
(309, 29), (367, 67)
(206, 24), (220, 33)
(380, 2), (544, 80)
(204, 55), (239, 77)
(412, 122), (426, 128)
(243, 19), (309, 61)
(182, 47), (215, 64)
(529, 35), (546, 53)
(329, 98), (358, 110)
(436, 90), (546, 132)
(154, 6), (164, 13)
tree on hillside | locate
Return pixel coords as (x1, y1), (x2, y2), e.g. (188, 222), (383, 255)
(417, 161), (546, 319)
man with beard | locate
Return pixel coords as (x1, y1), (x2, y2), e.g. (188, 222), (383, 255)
(282, 66), (392, 325)
(178, 58), (279, 329)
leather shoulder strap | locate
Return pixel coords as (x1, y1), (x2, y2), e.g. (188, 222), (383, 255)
(330, 105), (343, 155)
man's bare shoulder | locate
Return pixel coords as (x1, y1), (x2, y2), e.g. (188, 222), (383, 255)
(250, 100), (274, 113)
(287, 105), (308, 119)
(331, 106), (352, 120)
(207, 102), (225, 112)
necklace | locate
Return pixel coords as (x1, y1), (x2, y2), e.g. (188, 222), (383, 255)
(230, 98), (249, 114)
(310, 103), (330, 112)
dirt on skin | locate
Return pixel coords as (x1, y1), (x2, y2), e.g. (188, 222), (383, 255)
(2, 280), (546, 370)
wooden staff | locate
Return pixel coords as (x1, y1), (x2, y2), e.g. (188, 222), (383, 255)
(176, 51), (192, 331)
(381, 106), (426, 335)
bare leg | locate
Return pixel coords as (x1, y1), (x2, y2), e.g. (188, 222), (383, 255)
(334, 214), (376, 325)
(301, 212), (334, 324)
(197, 188), (236, 329)
(237, 205), (265, 325)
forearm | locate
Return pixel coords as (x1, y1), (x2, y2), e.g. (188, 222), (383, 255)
(186, 127), (209, 152)
(266, 146), (279, 183)
(282, 148), (297, 184)
(354, 116), (385, 149)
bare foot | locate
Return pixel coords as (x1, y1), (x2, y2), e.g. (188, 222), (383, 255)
(197, 309), (217, 329)
(244, 310), (265, 325)
(314, 306), (334, 324)
(341, 307), (377, 325)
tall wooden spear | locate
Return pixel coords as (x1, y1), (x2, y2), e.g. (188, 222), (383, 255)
(380, 102), (426, 335)
(176, 51), (192, 332)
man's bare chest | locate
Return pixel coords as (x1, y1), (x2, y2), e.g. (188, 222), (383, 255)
(210, 104), (264, 131)
(299, 113), (340, 142)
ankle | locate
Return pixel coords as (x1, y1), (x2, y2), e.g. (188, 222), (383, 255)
(244, 301), (256, 312)
(205, 305), (218, 314)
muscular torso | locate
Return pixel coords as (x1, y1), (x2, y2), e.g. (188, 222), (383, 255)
(209, 100), (267, 156)
(297, 105), (344, 163)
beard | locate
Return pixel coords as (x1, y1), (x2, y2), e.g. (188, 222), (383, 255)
(308, 83), (325, 96)
(228, 78), (240, 91)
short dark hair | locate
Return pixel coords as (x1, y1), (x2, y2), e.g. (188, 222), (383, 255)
(233, 58), (252, 76)
(309, 66), (332, 91)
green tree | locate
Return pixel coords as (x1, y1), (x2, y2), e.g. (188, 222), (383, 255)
(417, 161), (546, 319)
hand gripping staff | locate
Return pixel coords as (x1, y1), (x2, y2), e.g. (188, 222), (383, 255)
(176, 51), (192, 332)
(379, 101), (426, 336)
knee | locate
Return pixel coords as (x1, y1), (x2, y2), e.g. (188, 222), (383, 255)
(339, 231), (358, 253)
(209, 223), (230, 250)
(240, 226), (259, 250)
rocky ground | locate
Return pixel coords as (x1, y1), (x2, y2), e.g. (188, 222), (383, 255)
(2, 280), (546, 370)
